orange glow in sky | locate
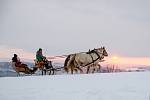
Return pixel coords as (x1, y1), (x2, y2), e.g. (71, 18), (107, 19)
(106, 56), (150, 66)
(111, 56), (120, 64)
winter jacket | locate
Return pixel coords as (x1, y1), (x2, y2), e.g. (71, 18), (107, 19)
(36, 50), (45, 61)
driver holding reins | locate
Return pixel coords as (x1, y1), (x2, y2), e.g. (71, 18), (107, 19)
(36, 48), (46, 61)
(36, 48), (49, 69)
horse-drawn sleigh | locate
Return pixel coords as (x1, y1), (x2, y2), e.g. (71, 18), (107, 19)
(12, 59), (64, 76)
(12, 47), (108, 76)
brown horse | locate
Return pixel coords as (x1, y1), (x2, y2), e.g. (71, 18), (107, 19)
(64, 47), (108, 74)
(34, 60), (55, 75)
(12, 62), (37, 76)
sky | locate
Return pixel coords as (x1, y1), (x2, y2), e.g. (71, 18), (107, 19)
(0, 0), (150, 65)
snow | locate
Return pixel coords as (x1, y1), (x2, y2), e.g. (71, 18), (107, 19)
(0, 72), (150, 100)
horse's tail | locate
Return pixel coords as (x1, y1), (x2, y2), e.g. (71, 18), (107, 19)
(64, 55), (71, 67)
(64, 54), (76, 66)
(64, 54), (76, 72)
(64, 55), (71, 72)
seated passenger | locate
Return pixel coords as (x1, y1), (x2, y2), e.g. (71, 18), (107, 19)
(12, 54), (26, 67)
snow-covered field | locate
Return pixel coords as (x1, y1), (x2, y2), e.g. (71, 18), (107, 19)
(0, 72), (150, 100)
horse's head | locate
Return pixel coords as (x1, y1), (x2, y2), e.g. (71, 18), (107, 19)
(95, 47), (108, 57)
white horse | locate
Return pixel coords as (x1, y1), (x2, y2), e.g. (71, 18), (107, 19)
(64, 47), (108, 74)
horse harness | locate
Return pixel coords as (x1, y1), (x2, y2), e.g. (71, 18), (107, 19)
(74, 50), (103, 68)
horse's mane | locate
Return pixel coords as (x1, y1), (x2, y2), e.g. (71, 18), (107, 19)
(86, 49), (96, 54)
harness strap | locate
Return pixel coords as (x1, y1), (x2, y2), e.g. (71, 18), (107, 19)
(89, 53), (94, 64)
(68, 49), (103, 69)
(83, 50), (102, 67)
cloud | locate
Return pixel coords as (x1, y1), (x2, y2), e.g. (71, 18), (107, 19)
(1, 0), (150, 56)
(0, 45), (35, 61)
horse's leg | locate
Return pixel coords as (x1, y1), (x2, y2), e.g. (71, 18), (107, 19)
(91, 64), (95, 73)
(98, 64), (101, 72)
(49, 67), (54, 75)
(42, 69), (43, 75)
(52, 69), (55, 75)
(49, 69), (51, 75)
(87, 66), (90, 74)
(77, 67), (83, 74)
(44, 69), (46, 75)
(71, 67), (73, 74)
(74, 68), (78, 73)
(92, 68), (95, 73)
(71, 66), (74, 74)
(64, 67), (69, 73)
